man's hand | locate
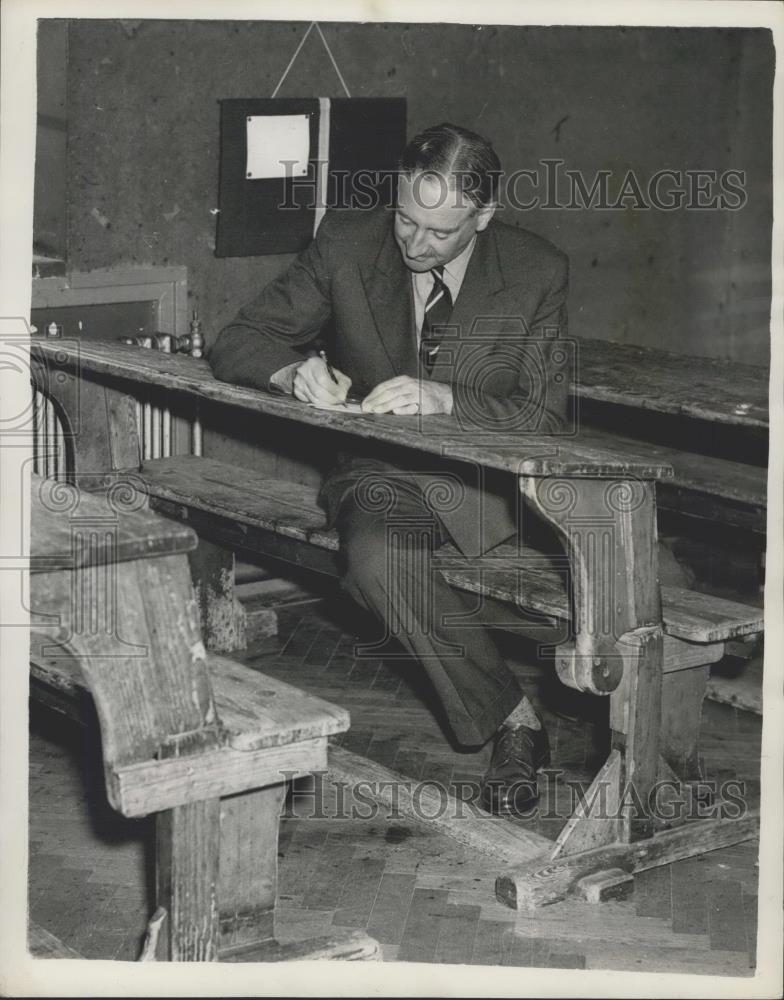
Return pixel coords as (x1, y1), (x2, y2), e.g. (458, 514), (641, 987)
(293, 356), (352, 405)
(361, 376), (453, 415)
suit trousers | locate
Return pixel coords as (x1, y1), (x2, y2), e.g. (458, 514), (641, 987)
(336, 475), (524, 747)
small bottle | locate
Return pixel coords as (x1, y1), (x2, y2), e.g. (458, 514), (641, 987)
(189, 310), (204, 358)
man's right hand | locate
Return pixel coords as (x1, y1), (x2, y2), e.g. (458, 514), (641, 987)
(292, 356), (352, 405)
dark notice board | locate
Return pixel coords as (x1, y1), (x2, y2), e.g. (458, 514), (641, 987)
(216, 97), (406, 257)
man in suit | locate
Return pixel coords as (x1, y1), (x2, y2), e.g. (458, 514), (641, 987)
(210, 123), (569, 816)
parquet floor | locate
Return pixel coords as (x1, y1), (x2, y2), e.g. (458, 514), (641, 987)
(27, 591), (761, 973)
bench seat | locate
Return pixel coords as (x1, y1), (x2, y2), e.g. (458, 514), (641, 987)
(30, 632), (350, 817)
(139, 455), (763, 646)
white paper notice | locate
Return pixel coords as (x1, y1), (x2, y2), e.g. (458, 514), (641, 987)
(245, 114), (310, 179)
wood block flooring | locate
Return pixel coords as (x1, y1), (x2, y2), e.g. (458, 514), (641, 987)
(27, 591), (761, 973)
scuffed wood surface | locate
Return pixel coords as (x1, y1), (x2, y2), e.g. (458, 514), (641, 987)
(618, 627), (663, 842)
(575, 867), (634, 904)
(208, 653), (350, 750)
(142, 456), (337, 550)
(573, 337), (768, 428)
(30, 474), (196, 571)
(29, 640), (349, 751)
(156, 799), (221, 961)
(139, 458), (763, 644)
(32, 339), (673, 479)
(657, 586), (764, 642)
(521, 474), (659, 690)
(31, 553), (222, 778)
(111, 737), (327, 818)
(29, 646), (347, 816)
(580, 425), (767, 508)
(496, 811), (760, 911)
(328, 745), (551, 866)
(548, 751), (623, 859)
(443, 547), (763, 643)
(219, 784), (285, 952)
(188, 539), (245, 653)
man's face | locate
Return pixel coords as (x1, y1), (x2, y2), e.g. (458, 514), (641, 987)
(394, 172), (495, 273)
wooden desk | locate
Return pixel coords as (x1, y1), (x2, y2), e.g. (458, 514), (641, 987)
(573, 337), (768, 429)
(32, 339), (673, 690)
(572, 337), (768, 542)
(30, 338), (760, 910)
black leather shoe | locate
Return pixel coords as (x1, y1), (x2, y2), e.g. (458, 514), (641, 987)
(480, 719), (551, 817)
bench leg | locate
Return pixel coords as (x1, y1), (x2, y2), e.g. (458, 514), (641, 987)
(156, 800), (221, 961)
(218, 783), (287, 957)
(496, 809), (759, 910)
(495, 632), (759, 911)
(660, 665), (710, 781)
(188, 538), (246, 652)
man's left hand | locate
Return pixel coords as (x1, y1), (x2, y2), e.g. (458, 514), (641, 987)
(361, 376), (453, 415)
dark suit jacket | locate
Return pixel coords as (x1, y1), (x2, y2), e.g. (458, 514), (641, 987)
(209, 208), (569, 555)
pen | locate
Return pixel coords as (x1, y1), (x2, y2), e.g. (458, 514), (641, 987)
(318, 350), (339, 385)
(318, 350), (363, 404)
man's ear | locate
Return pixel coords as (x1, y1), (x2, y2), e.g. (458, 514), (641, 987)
(474, 203), (497, 232)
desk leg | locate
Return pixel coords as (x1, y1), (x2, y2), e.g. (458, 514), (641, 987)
(34, 366), (141, 483)
(496, 477), (759, 910)
(520, 476), (660, 695)
(521, 475), (663, 842)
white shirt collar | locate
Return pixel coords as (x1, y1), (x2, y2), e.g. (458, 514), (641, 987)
(412, 234), (477, 306)
(440, 234), (477, 289)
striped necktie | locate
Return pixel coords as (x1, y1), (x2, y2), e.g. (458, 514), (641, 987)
(419, 265), (453, 374)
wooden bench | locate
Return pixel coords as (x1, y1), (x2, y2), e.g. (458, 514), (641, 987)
(140, 454), (763, 782)
(28, 474), (378, 962)
(30, 337), (762, 911)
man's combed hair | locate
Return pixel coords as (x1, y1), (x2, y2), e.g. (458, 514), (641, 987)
(398, 122), (502, 209)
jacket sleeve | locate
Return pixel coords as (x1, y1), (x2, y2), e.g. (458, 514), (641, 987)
(450, 250), (570, 434)
(208, 217), (337, 389)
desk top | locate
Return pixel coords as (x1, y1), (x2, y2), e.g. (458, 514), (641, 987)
(33, 340), (675, 480)
(30, 474), (197, 572)
(574, 338), (769, 429)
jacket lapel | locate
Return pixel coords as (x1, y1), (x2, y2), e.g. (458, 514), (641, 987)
(359, 220), (418, 377)
(426, 225), (507, 386)
(358, 219), (507, 380)
(447, 224), (506, 339)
